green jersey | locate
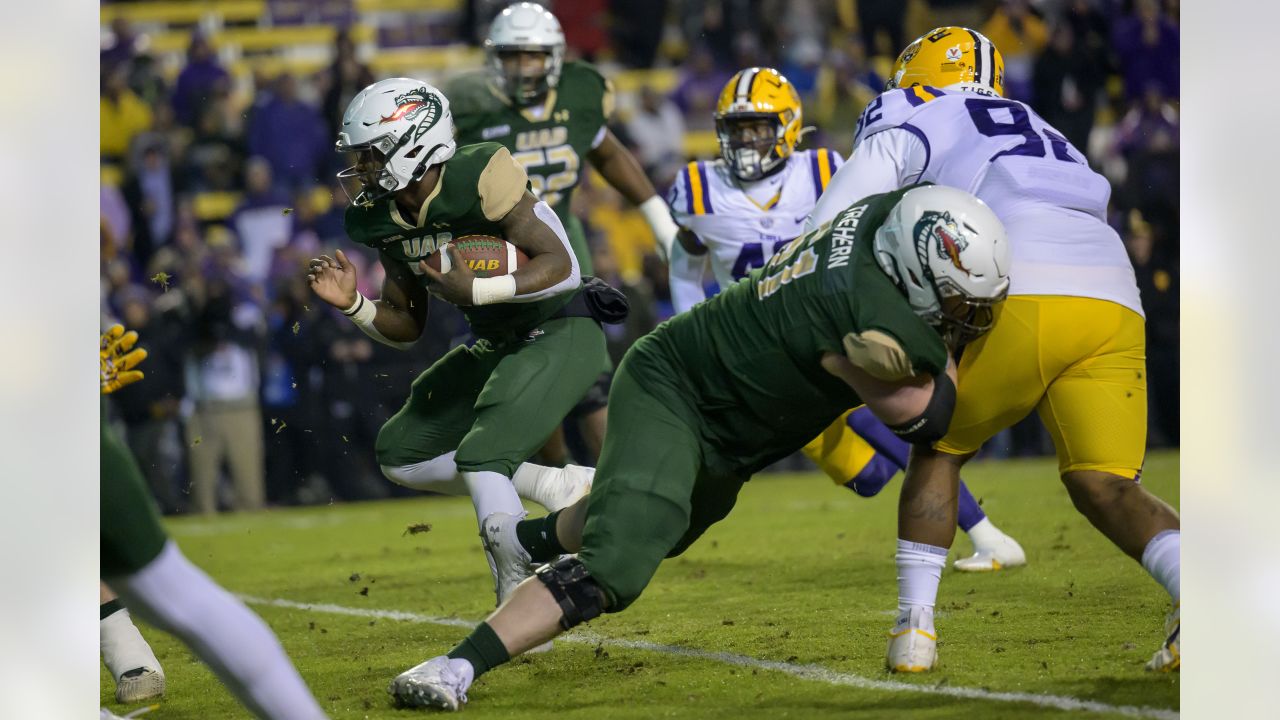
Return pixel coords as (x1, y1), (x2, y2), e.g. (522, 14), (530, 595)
(344, 142), (573, 340)
(446, 61), (614, 272)
(627, 185), (950, 476)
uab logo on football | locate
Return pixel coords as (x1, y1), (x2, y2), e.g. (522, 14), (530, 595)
(914, 211), (973, 276)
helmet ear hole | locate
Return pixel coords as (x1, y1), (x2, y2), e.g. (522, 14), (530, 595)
(404, 145), (425, 159)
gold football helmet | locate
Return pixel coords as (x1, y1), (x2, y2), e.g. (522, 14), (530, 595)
(714, 67), (803, 181)
(887, 27), (1005, 97)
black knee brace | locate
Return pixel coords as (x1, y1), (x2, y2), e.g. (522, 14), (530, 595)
(536, 557), (607, 630)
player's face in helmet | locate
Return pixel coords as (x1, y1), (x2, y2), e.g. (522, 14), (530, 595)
(721, 116), (780, 182)
(338, 147), (390, 204)
(937, 294), (1001, 348)
(497, 49), (553, 105)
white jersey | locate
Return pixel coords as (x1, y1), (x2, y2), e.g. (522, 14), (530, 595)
(667, 148), (843, 312)
(807, 85), (1142, 317)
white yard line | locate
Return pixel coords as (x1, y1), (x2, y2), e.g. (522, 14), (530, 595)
(240, 595), (1178, 720)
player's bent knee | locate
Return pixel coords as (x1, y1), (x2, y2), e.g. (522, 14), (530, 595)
(1060, 470), (1139, 514)
(380, 453), (461, 492)
(536, 557), (608, 629)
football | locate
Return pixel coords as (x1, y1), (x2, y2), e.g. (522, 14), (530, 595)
(423, 235), (529, 278)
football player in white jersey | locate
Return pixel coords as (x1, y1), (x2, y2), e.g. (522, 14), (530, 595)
(668, 67), (1026, 571)
(805, 27), (1181, 673)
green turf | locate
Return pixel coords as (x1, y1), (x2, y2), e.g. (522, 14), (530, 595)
(101, 451), (1179, 719)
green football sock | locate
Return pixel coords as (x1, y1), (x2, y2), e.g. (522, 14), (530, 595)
(447, 622), (510, 678)
(515, 510), (567, 563)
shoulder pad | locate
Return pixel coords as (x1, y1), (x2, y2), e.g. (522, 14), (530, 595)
(561, 60), (606, 88)
(853, 86), (951, 148)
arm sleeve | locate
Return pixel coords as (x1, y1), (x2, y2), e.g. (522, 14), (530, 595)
(508, 200), (582, 303)
(478, 146), (530, 221)
(803, 128), (927, 234)
(668, 241), (709, 314)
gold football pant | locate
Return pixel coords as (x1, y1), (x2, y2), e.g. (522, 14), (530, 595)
(935, 296), (1147, 479)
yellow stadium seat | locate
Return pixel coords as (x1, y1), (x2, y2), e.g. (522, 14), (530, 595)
(193, 192), (243, 222)
(611, 68), (681, 95)
(354, 0), (461, 11)
(215, 24), (375, 53)
(101, 1), (265, 25)
(681, 131), (719, 159)
(367, 45), (484, 75)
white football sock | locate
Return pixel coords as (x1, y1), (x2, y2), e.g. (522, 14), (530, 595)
(100, 605), (162, 679)
(511, 462), (594, 511)
(964, 517), (1006, 550)
(1140, 529), (1180, 604)
(111, 541), (327, 720)
(382, 452), (468, 494)
(462, 470), (526, 526)
(896, 539), (947, 613)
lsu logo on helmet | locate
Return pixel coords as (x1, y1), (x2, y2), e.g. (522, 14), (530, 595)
(887, 27), (1005, 98)
(714, 67), (804, 181)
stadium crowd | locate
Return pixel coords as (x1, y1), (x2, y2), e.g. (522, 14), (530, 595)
(100, 0), (1180, 514)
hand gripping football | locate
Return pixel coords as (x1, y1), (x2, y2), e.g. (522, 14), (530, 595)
(424, 235), (529, 278)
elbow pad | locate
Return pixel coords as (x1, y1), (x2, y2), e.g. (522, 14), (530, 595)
(887, 371), (956, 444)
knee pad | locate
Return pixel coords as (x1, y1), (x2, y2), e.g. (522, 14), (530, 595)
(536, 557), (607, 630)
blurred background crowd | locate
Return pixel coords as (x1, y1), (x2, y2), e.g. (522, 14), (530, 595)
(100, 0), (1180, 514)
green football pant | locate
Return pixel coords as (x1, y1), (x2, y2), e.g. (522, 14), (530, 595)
(578, 359), (747, 612)
(376, 317), (610, 478)
(101, 419), (169, 578)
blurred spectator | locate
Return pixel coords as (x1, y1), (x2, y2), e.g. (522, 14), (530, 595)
(109, 285), (190, 514)
(1032, 23), (1103, 152)
(625, 87), (686, 187)
(981, 0), (1049, 101)
(121, 140), (177, 272)
(553, 0), (608, 60)
(1061, 0), (1113, 74)
(183, 103), (246, 192)
(855, 0), (907, 57)
(1112, 0), (1179, 100)
(678, 0), (756, 71)
(183, 267), (268, 514)
(321, 29), (375, 139)
(247, 74), (329, 191)
(171, 34), (231, 128)
(101, 64), (153, 163)
(590, 242), (656, 367)
(1125, 211), (1179, 446)
(230, 158), (294, 284)
(1113, 86), (1179, 231)
(610, 0), (668, 68)
(101, 18), (138, 68)
(671, 45), (733, 132)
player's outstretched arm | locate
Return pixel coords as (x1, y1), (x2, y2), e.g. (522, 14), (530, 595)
(668, 231), (709, 314)
(307, 249), (426, 349)
(588, 129), (679, 261)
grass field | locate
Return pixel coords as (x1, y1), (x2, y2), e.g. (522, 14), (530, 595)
(101, 451), (1180, 719)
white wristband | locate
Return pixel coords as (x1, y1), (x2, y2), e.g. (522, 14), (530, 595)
(638, 195), (678, 259)
(472, 275), (517, 306)
(342, 292), (377, 326)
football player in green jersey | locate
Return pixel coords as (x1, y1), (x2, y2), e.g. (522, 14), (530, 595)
(100, 325), (327, 719)
(386, 184), (1012, 710)
(447, 2), (681, 464)
(308, 78), (608, 609)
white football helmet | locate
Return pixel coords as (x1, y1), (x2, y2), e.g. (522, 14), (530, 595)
(485, 2), (565, 105)
(335, 78), (456, 207)
(873, 185), (1010, 346)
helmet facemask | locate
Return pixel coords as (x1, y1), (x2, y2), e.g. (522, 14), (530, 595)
(716, 113), (788, 182)
(336, 134), (427, 207)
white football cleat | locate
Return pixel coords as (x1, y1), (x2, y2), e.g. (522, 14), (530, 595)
(115, 667), (166, 704)
(953, 526), (1026, 572)
(1146, 604), (1180, 672)
(480, 512), (534, 606)
(887, 607), (937, 672)
(389, 656), (474, 711)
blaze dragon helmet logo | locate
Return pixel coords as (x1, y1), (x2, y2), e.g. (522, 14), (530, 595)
(915, 211), (973, 276)
(378, 87), (443, 133)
